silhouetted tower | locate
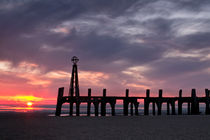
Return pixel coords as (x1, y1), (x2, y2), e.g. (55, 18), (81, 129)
(69, 56), (80, 97)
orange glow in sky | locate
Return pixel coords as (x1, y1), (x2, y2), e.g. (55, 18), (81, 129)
(0, 95), (45, 106)
(0, 95), (43, 102)
(27, 102), (33, 107)
(0, 95), (56, 112)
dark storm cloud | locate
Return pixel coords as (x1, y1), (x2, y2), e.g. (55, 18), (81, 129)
(145, 58), (210, 79)
(176, 0), (210, 11)
(70, 32), (165, 73)
(142, 18), (175, 39)
(0, 0), (139, 33)
(1, 0), (210, 94)
(0, 0), (139, 66)
(177, 32), (210, 50)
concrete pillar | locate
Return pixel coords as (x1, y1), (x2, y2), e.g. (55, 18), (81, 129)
(178, 89), (182, 115)
(205, 89), (210, 115)
(153, 102), (156, 115)
(87, 88), (91, 116)
(167, 102), (170, 115)
(55, 87), (64, 116)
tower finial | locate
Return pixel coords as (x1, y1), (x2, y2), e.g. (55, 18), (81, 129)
(71, 56), (79, 64)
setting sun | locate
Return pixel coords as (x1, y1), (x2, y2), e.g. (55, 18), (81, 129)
(27, 102), (33, 107)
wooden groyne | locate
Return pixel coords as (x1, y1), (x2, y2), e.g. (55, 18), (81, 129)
(55, 56), (210, 116)
(55, 88), (210, 116)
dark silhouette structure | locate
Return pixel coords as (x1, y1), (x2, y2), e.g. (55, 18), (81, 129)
(55, 57), (210, 116)
(69, 56), (80, 116)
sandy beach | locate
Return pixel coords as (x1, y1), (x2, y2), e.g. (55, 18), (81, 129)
(0, 113), (210, 140)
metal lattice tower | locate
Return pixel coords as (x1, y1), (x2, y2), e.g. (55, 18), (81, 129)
(69, 56), (80, 97)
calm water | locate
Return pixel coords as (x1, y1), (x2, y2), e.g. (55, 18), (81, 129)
(0, 103), (207, 116)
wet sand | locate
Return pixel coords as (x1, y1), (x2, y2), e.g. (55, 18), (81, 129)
(0, 112), (210, 140)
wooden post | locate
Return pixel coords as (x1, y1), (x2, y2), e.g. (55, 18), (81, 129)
(167, 102), (170, 115)
(69, 102), (73, 116)
(76, 101), (80, 116)
(130, 102), (133, 116)
(158, 90), (162, 115)
(134, 102), (139, 116)
(124, 89), (129, 116)
(191, 89), (198, 115)
(55, 87), (64, 116)
(103, 88), (106, 97)
(144, 89), (150, 115)
(188, 102), (191, 115)
(205, 89), (210, 115)
(206, 89), (209, 98)
(178, 89), (182, 115)
(111, 101), (116, 116)
(101, 89), (106, 116)
(153, 102), (156, 115)
(94, 101), (99, 116)
(101, 103), (106, 116)
(157, 102), (162, 115)
(171, 101), (176, 115)
(159, 89), (162, 98)
(197, 102), (200, 115)
(123, 100), (128, 116)
(87, 88), (91, 116)
(146, 89), (150, 97)
(126, 89), (129, 97)
(191, 89), (196, 114)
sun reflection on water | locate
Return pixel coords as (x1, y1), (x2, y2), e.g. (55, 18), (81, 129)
(0, 105), (55, 112)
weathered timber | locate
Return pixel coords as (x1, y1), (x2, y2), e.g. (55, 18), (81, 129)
(87, 88), (91, 116)
(55, 87), (64, 116)
(55, 57), (210, 116)
(55, 88), (210, 116)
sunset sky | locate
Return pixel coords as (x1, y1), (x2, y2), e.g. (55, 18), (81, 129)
(1, 0), (210, 106)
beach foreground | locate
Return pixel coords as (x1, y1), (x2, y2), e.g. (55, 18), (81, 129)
(0, 113), (210, 140)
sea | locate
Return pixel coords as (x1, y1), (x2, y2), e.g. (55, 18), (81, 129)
(0, 103), (207, 116)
